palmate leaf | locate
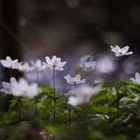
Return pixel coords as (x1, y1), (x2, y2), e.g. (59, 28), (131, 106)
(91, 87), (116, 103)
(90, 87), (117, 112)
(1, 78), (140, 139)
(39, 84), (54, 95)
(0, 111), (19, 125)
(9, 98), (17, 110)
(39, 84), (63, 98)
(122, 80), (140, 93)
(91, 105), (117, 114)
(91, 114), (109, 121)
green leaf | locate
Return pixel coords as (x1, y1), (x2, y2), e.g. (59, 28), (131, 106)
(9, 99), (17, 110)
(39, 84), (54, 95)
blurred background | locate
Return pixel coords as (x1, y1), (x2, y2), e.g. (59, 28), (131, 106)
(0, 0), (140, 87)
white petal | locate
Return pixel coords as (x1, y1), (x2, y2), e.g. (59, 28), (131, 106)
(2, 82), (11, 89)
(45, 57), (52, 65)
(57, 67), (64, 71)
(135, 72), (140, 79)
(79, 79), (86, 84)
(10, 77), (17, 84)
(0, 60), (7, 67)
(64, 75), (71, 82)
(125, 51), (133, 55)
(0, 88), (11, 93)
(115, 45), (121, 51)
(115, 53), (121, 57)
(121, 46), (129, 53)
(59, 61), (67, 67)
(52, 56), (57, 63)
(6, 56), (12, 61)
(68, 97), (81, 106)
(74, 74), (81, 82)
(130, 78), (135, 82)
(80, 55), (93, 62)
(110, 45), (114, 50)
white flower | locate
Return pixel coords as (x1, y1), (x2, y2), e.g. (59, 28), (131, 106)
(11, 78), (40, 98)
(1, 77), (40, 98)
(0, 77), (17, 94)
(31, 59), (47, 71)
(17, 62), (34, 72)
(96, 56), (116, 73)
(64, 74), (86, 86)
(80, 55), (94, 62)
(110, 45), (133, 57)
(45, 56), (67, 71)
(130, 72), (140, 84)
(79, 55), (96, 71)
(0, 56), (20, 69)
(68, 85), (101, 106)
(94, 77), (104, 84)
(80, 61), (96, 71)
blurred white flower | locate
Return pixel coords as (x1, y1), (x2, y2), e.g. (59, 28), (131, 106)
(1, 77), (40, 98)
(31, 59), (47, 71)
(94, 77), (104, 84)
(80, 55), (94, 62)
(79, 55), (96, 71)
(64, 74), (86, 86)
(45, 56), (67, 71)
(96, 56), (116, 73)
(11, 78), (40, 98)
(130, 72), (140, 84)
(0, 77), (17, 94)
(80, 61), (96, 71)
(68, 85), (101, 106)
(0, 56), (20, 69)
(17, 62), (34, 72)
(110, 45), (133, 57)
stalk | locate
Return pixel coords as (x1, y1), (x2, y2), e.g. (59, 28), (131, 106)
(37, 71), (40, 84)
(115, 80), (120, 110)
(10, 69), (13, 78)
(115, 57), (121, 111)
(68, 84), (77, 124)
(16, 97), (23, 119)
(68, 106), (71, 124)
(53, 68), (56, 122)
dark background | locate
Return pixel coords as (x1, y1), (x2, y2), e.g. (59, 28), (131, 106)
(0, 0), (140, 81)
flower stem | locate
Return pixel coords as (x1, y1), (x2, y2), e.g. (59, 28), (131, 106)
(68, 84), (77, 124)
(16, 97), (23, 119)
(68, 105), (71, 124)
(53, 100), (56, 122)
(37, 71), (41, 84)
(53, 69), (56, 97)
(53, 68), (56, 122)
(115, 80), (120, 110)
(115, 57), (121, 111)
(10, 69), (13, 78)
